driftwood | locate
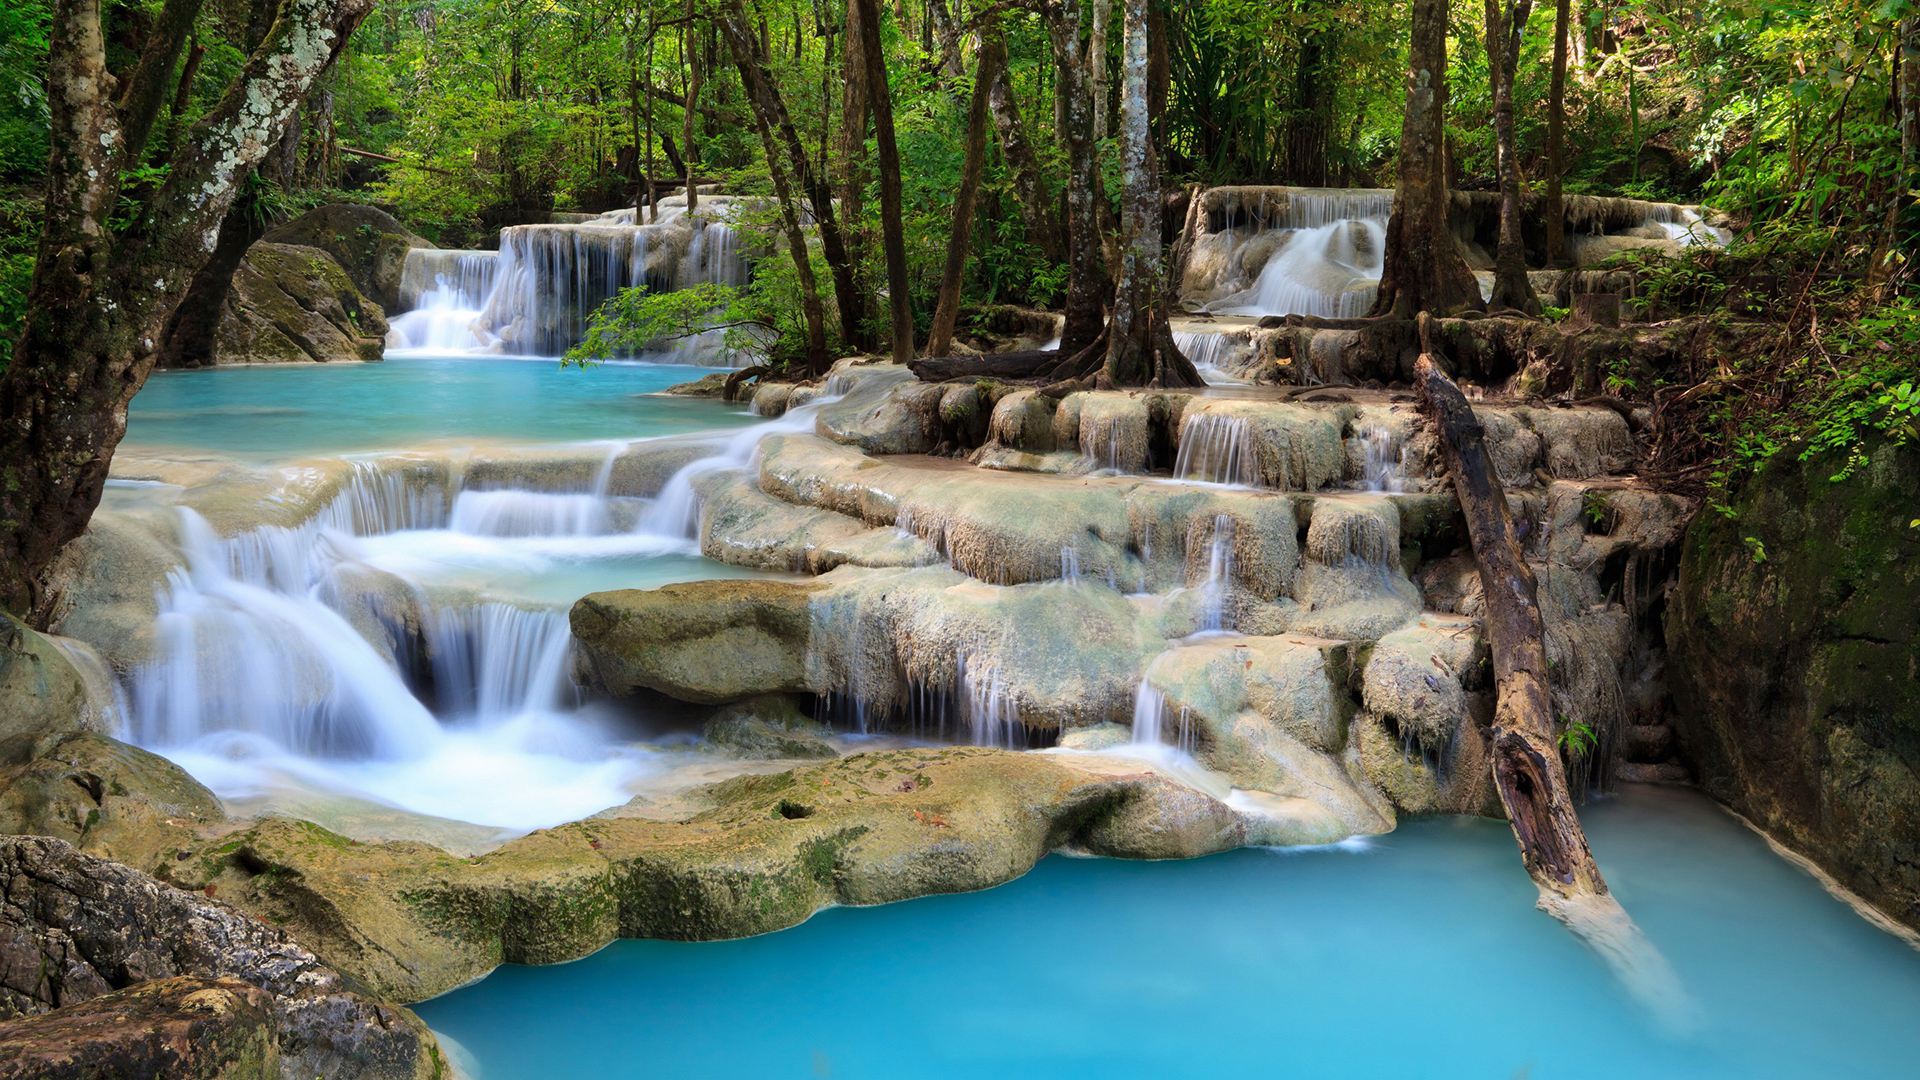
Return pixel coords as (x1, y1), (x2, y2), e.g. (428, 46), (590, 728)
(1412, 320), (1608, 903)
(908, 349), (1060, 381)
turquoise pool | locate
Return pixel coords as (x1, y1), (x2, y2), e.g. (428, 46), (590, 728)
(416, 786), (1920, 1079)
(125, 356), (753, 456)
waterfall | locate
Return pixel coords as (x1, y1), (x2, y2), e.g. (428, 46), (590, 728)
(958, 656), (1024, 749)
(386, 198), (755, 357)
(1059, 546), (1083, 584)
(1208, 191), (1392, 319)
(1129, 682), (1194, 752)
(119, 440), (710, 832)
(1176, 412), (1259, 487)
(1357, 423), (1408, 492)
(1196, 513), (1237, 632)
(1172, 330), (1250, 386)
(640, 382), (851, 540)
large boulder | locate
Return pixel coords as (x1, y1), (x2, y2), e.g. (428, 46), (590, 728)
(571, 579), (824, 704)
(0, 733), (223, 873)
(213, 243), (389, 365)
(0, 615), (101, 764)
(1667, 439), (1920, 930)
(262, 204), (429, 310)
(0, 835), (445, 1079)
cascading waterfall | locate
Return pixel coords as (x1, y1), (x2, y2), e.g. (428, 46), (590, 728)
(121, 445), (721, 833)
(1209, 191), (1393, 318)
(1176, 413), (1260, 487)
(386, 197), (753, 359)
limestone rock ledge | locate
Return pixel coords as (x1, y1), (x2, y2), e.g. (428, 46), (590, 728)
(153, 746), (1369, 1004)
(0, 835), (445, 1079)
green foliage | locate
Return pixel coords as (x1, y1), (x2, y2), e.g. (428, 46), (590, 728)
(1556, 719), (1598, 759)
(0, 0), (49, 178)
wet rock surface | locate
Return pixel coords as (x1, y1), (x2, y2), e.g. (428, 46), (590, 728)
(1668, 439), (1920, 930)
(261, 204), (430, 311)
(0, 835), (445, 1078)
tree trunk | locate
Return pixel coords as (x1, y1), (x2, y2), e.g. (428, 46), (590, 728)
(1287, 32), (1335, 187)
(1371, 0), (1483, 319)
(925, 38), (1001, 358)
(1047, 4), (1111, 355)
(983, 22), (1065, 263)
(1484, 0), (1539, 314)
(838, 0), (877, 351)
(741, 84), (831, 375)
(854, 0), (915, 362)
(1413, 334), (1605, 902)
(1544, 0), (1571, 266)
(683, 0), (701, 213)
(720, 3), (868, 354)
(1100, 0), (1198, 388)
(1090, 0), (1111, 140)
(1, 0), (375, 620)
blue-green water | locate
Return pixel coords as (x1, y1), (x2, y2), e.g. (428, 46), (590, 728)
(416, 786), (1920, 1079)
(125, 356), (753, 456)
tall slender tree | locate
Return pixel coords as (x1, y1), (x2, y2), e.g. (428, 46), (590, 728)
(1043, 0), (1110, 354)
(1101, 0), (1199, 387)
(0, 0), (375, 619)
(1543, 0), (1572, 266)
(854, 0), (915, 361)
(1484, 0), (1539, 313)
(1371, 0), (1483, 319)
(926, 35), (1002, 358)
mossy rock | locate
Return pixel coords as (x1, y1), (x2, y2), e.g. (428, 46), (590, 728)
(0, 732), (222, 873)
(262, 203), (429, 310)
(704, 695), (838, 759)
(1667, 437), (1920, 930)
(213, 243), (389, 365)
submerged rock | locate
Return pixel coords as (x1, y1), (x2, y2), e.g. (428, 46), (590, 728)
(704, 696), (838, 759)
(1668, 439), (1920, 931)
(0, 835), (445, 1079)
(213, 243), (390, 365)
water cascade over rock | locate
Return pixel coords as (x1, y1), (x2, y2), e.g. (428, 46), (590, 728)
(387, 195), (755, 359)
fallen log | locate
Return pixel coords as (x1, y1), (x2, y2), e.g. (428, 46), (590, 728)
(908, 349), (1061, 382)
(1411, 317), (1608, 902)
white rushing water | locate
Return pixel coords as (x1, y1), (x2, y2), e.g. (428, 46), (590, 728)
(387, 196), (753, 360)
(1207, 191), (1392, 318)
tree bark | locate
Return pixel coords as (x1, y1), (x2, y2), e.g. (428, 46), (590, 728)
(983, 21), (1065, 263)
(854, 0), (915, 362)
(925, 38), (1002, 359)
(1046, 2), (1111, 355)
(1413, 333), (1606, 902)
(721, 2), (868, 354)
(838, 0), (877, 350)
(683, 0), (701, 213)
(1371, 0), (1483, 319)
(1100, 0), (1198, 388)
(1090, 0), (1111, 139)
(741, 80), (831, 375)
(1543, 0), (1571, 266)
(1484, 0), (1539, 313)
(1, 0), (375, 620)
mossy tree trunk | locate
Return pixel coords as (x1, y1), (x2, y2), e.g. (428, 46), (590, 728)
(0, 0), (375, 621)
(838, 0), (877, 351)
(1372, 0), (1483, 319)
